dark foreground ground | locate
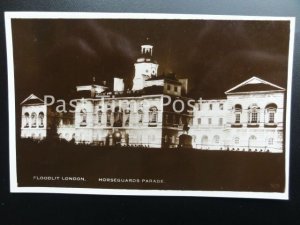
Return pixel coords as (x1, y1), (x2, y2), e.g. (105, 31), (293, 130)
(16, 139), (285, 192)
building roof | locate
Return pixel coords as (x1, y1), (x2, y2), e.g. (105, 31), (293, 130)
(225, 76), (285, 94)
(21, 94), (44, 105)
(95, 85), (165, 98)
(146, 73), (182, 85)
(229, 83), (283, 92)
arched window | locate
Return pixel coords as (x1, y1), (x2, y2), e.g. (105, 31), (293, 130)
(269, 111), (275, 123)
(248, 104), (260, 127)
(265, 103), (277, 125)
(98, 110), (102, 124)
(113, 106), (123, 127)
(31, 112), (37, 128)
(80, 109), (87, 126)
(234, 104), (242, 123)
(148, 106), (158, 127)
(138, 109), (143, 125)
(201, 135), (208, 145)
(234, 137), (239, 144)
(38, 112), (44, 127)
(234, 104), (242, 124)
(213, 135), (220, 144)
(231, 104), (242, 128)
(24, 112), (29, 128)
(248, 135), (257, 149)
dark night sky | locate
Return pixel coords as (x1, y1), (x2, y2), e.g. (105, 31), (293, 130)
(11, 18), (291, 103)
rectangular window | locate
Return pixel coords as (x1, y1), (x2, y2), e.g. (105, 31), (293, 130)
(235, 114), (240, 123)
(208, 118), (212, 125)
(98, 111), (102, 124)
(268, 138), (274, 145)
(209, 104), (213, 110)
(174, 86), (178, 92)
(167, 84), (171, 91)
(148, 107), (158, 127)
(171, 136), (175, 143)
(251, 112), (258, 123)
(106, 112), (111, 126)
(219, 118), (223, 126)
(138, 111), (143, 124)
(235, 137), (239, 144)
(149, 112), (157, 123)
(198, 118), (201, 125)
(198, 103), (201, 111)
(269, 112), (275, 123)
(124, 112), (130, 127)
(219, 103), (224, 110)
(164, 114), (168, 125)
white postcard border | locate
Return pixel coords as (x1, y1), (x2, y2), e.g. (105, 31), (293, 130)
(5, 12), (295, 200)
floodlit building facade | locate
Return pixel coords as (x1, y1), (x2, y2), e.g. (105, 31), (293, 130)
(20, 94), (47, 140)
(189, 77), (285, 153)
(20, 43), (285, 153)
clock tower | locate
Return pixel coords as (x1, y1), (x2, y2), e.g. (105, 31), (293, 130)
(132, 42), (159, 91)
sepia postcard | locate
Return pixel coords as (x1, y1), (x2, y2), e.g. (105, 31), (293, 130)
(5, 12), (295, 199)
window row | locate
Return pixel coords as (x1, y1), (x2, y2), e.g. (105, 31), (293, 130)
(197, 102), (224, 111)
(79, 106), (158, 127)
(196, 135), (274, 147)
(233, 103), (278, 127)
(197, 118), (223, 126)
(163, 113), (188, 127)
(23, 112), (44, 128)
(166, 84), (179, 93)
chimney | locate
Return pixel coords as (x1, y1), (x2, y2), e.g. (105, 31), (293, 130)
(114, 78), (124, 92)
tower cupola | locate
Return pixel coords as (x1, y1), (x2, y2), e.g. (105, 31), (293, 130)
(132, 40), (159, 91)
(141, 44), (153, 56)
